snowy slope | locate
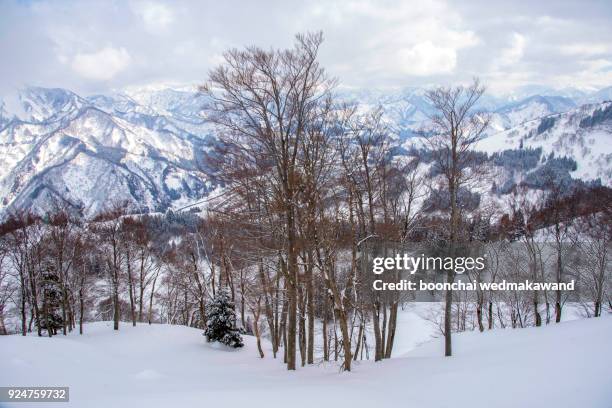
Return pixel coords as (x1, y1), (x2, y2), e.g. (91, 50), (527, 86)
(479, 101), (612, 184)
(488, 95), (577, 132)
(1, 313), (610, 408)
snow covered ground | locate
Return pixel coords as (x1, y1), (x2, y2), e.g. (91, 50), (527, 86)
(1, 310), (610, 408)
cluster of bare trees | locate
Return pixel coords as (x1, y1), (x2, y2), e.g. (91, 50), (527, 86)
(0, 212), (89, 337)
(0, 208), (168, 338)
(445, 184), (612, 334)
(197, 32), (438, 370)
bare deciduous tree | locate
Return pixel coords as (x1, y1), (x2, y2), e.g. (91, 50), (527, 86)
(425, 79), (489, 356)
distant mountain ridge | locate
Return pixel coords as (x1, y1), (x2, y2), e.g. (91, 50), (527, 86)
(0, 85), (610, 219)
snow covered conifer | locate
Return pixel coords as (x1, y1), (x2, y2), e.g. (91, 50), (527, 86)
(40, 265), (64, 336)
(204, 290), (244, 348)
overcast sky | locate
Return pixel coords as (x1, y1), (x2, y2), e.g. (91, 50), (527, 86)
(1, 0), (611, 95)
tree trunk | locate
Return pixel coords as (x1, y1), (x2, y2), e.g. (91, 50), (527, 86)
(298, 285), (306, 367)
(79, 285), (84, 335)
(594, 301), (601, 318)
(138, 252), (146, 322)
(353, 318), (363, 361)
(113, 274), (120, 331)
(555, 297), (562, 323)
(284, 207), (298, 371)
(148, 273), (158, 325)
(381, 304), (387, 358)
(372, 301), (383, 361)
(240, 270), (246, 330)
(384, 302), (398, 358)
(534, 298), (542, 327)
(126, 248), (136, 327)
(444, 274), (453, 355)
(20, 269), (27, 336)
(258, 261), (277, 357)
(477, 297), (484, 332)
(253, 305), (264, 359)
(445, 177), (458, 357)
(0, 305), (6, 335)
(306, 254), (315, 365)
(322, 296), (329, 361)
(27, 263), (42, 336)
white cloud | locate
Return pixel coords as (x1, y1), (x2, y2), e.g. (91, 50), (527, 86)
(550, 58), (612, 90)
(397, 42), (457, 75)
(495, 32), (526, 68)
(559, 43), (610, 57)
(71, 47), (131, 81)
(131, 1), (175, 32)
(308, 0), (479, 83)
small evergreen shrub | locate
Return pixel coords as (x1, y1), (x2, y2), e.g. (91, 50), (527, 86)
(204, 290), (244, 348)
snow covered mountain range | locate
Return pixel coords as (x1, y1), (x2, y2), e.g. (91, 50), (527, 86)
(0, 87), (219, 219)
(0, 85), (610, 219)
